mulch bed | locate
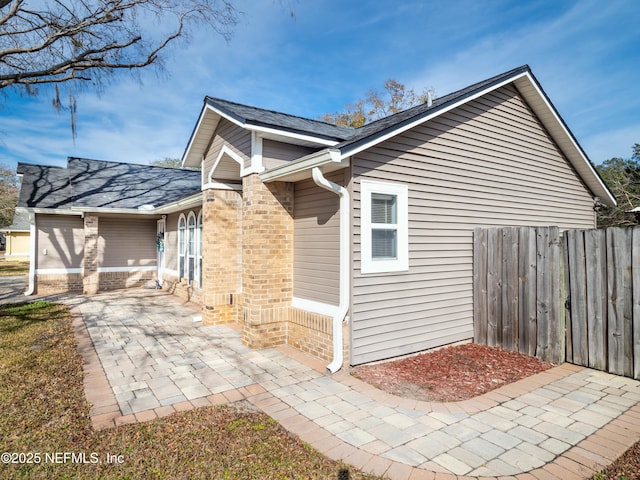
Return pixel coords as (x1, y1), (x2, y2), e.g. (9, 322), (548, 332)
(351, 342), (554, 402)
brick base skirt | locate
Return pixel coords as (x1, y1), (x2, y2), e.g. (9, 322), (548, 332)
(239, 305), (348, 368)
(162, 274), (202, 305)
(35, 270), (156, 295)
(36, 273), (83, 295)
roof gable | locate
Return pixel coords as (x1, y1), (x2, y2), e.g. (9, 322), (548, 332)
(258, 65), (615, 206)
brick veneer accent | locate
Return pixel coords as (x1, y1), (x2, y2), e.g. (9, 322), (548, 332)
(202, 188), (242, 325)
(163, 273), (202, 305)
(241, 174), (294, 349)
(83, 214), (99, 294)
(36, 273), (83, 294)
(98, 271), (156, 291)
(288, 307), (350, 368)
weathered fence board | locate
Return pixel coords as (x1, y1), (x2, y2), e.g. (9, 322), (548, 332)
(474, 225), (640, 379)
(473, 228), (488, 345)
(518, 227), (537, 357)
(473, 226), (563, 364)
(633, 229), (640, 380)
(585, 229), (607, 371)
(607, 228), (634, 377)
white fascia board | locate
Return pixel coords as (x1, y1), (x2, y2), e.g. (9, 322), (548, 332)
(245, 124), (338, 147)
(202, 181), (242, 191)
(182, 105), (220, 168)
(30, 208), (83, 216)
(513, 75), (617, 207)
(260, 148), (346, 182)
(341, 71), (531, 160)
(207, 103), (339, 147)
(153, 193), (203, 214)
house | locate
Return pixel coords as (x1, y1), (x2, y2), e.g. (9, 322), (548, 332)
(0, 209), (31, 259)
(16, 65), (615, 370)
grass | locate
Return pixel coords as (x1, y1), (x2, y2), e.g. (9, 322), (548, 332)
(0, 300), (383, 480)
(0, 259), (29, 276)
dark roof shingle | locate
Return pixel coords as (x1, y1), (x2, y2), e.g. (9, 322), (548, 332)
(18, 158), (201, 210)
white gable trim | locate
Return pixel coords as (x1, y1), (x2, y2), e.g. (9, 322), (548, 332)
(338, 71), (616, 207)
(341, 72), (530, 159)
(208, 145), (244, 183)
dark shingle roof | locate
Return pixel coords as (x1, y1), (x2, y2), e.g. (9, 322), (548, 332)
(206, 97), (356, 142)
(335, 65), (531, 153)
(205, 66), (532, 154)
(0, 209), (30, 231)
(17, 158), (201, 210)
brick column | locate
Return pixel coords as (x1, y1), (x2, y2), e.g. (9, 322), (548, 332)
(82, 213), (99, 294)
(241, 174), (294, 349)
(202, 188), (242, 325)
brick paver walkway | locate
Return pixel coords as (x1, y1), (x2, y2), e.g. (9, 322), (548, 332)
(60, 288), (640, 480)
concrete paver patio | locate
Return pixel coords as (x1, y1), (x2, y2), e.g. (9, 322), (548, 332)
(56, 288), (640, 480)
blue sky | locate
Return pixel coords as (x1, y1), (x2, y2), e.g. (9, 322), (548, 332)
(0, 0), (638, 171)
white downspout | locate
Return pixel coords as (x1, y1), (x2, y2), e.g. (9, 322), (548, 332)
(24, 211), (36, 296)
(311, 167), (349, 374)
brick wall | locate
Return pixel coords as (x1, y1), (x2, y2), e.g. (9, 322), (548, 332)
(201, 188), (242, 325)
(35, 273), (83, 294)
(288, 307), (350, 368)
(241, 174), (294, 349)
(98, 271), (156, 291)
(162, 273), (202, 305)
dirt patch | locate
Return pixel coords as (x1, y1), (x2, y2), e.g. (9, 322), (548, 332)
(351, 342), (554, 402)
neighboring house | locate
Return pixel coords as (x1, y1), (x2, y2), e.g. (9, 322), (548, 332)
(16, 65), (615, 370)
(0, 209), (31, 259)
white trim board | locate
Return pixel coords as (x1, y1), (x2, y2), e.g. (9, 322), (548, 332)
(291, 297), (339, 317)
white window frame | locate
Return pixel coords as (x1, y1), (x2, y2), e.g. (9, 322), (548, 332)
(197, 210), (203, 288)
(187, 211), (197, 283)
(360, 179), (408, 274)
(178, 213), (186, 279)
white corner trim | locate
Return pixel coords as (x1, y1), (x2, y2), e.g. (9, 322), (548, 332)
(251, 131), (264, 172)
(24, 211), (36, 296)
(292, 297), (339, 318)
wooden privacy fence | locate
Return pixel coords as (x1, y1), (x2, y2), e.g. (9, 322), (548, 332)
(473, 226), (640, 379)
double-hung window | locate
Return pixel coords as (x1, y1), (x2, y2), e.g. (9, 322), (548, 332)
(360, 180), (408, 274)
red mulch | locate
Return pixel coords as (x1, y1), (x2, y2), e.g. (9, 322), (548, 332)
(351, 343), (554, 402)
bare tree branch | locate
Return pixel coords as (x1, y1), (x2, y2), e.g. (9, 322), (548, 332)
(0, 0), (239, 90)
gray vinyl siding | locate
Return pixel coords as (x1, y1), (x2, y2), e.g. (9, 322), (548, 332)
(293, 170), (345, 306)
(99, 217), (157, 268)
(350, 84), (596, 365)
(203, 119), (251, 182)
(36, 214), (84, 269)
(263, 140), (316, 170)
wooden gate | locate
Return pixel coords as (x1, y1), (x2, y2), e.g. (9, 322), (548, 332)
(474, 226), (640, 379)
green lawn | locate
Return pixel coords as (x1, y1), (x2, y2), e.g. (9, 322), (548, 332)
(0, 301), (382, 480)
(0, 259), (29, 276)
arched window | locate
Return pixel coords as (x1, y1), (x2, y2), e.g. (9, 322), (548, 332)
(197, 211), (203, 288)
(187, 212), (196, 283)
(178, 214), (186, 279)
